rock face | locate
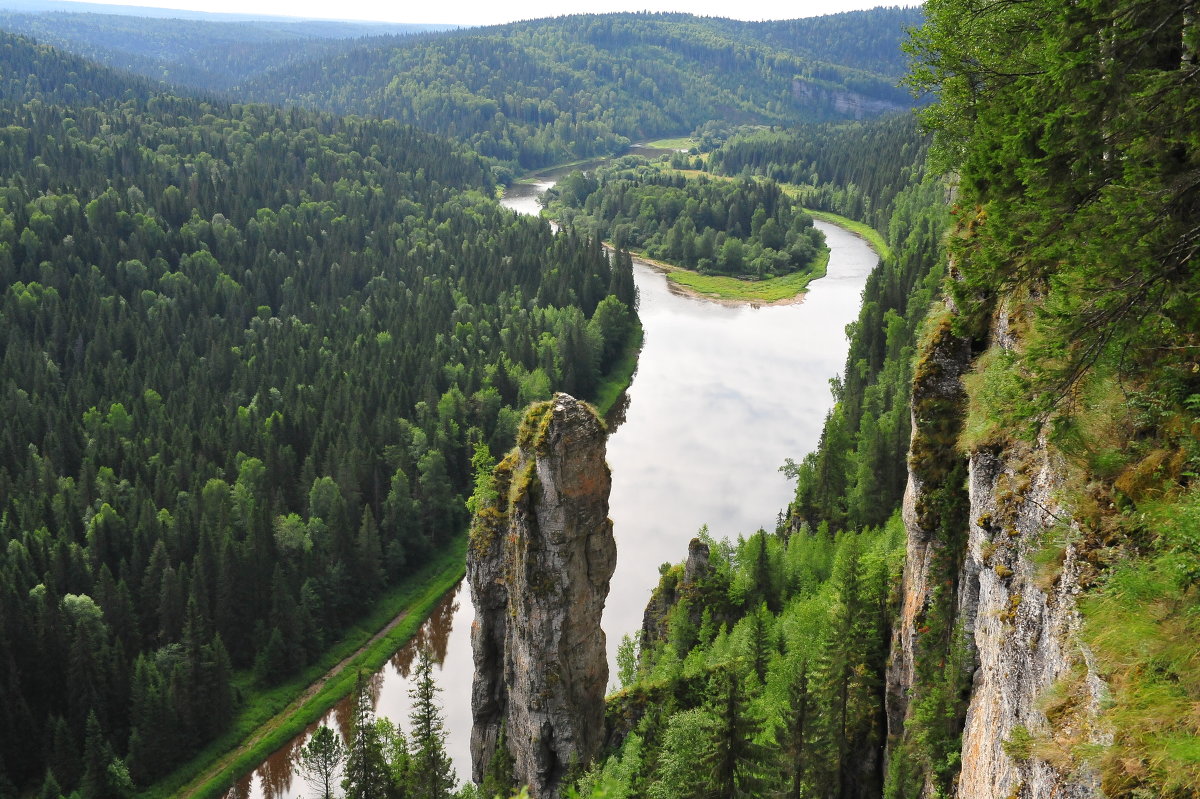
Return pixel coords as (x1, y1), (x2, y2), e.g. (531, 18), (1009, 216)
(468, 393), (616, 799)
(955, 443), (1107, 799)
(885, 305), (973, 747)
(791, 78), (909, 119)
(640, 537), (710, 652)
(888, 301), (1107, 797)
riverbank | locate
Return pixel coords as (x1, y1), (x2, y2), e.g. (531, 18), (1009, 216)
(152, 314), (645, 799)
(144, 540), (468, 799)
(634, 247), (830, 305)
(800, 208), (891, 260)
(592, 321), (644, 416)
(614, 204), (889, 305)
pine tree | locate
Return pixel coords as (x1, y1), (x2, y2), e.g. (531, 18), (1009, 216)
(343, 673), (391, 799)
(300, 725), (346, 799)
(407, 649), (456, 799)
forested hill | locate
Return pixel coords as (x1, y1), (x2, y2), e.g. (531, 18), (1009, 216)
(0, 25), (167, 103)
(0, 31), (636, 797)
(234, 10), (921, 170)
(0, 10), (444, 92)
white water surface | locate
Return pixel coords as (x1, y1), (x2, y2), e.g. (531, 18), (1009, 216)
(228, 183), (877, 799)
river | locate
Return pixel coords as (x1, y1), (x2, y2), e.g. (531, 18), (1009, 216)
(226, 173), (877, 799)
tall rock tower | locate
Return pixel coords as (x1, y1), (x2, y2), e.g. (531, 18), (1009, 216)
(468, 393), (616, 799)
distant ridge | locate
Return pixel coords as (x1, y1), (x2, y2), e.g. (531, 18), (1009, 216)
(0, 0), (456, 28)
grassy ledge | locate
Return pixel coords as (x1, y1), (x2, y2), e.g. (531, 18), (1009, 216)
(802, 207), (892, 261)
(141, 540), (467, 799)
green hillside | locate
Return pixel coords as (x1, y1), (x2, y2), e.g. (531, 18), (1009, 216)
(236, 10), (921, 170)
(0, 11), (446, 91)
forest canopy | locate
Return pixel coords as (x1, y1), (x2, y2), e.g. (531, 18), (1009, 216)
(545, 161), (826, 279)
(0, 29), (635, 797)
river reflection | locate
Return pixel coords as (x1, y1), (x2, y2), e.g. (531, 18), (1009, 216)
(226, 585), (470, 799)
(230, 173), (876, 799)
(602, 220), (877, 682)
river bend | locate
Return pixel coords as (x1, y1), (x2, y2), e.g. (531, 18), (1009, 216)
(226, 182), (877, 799)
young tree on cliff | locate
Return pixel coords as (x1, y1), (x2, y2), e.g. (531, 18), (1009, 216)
(407, 650), (456, 799)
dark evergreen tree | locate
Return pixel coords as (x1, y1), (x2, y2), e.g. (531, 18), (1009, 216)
(343, 674), (392, 799)
(406, 650), (455, 799)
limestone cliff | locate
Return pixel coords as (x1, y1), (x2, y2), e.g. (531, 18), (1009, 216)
(888, 300), (1108, 798)
(791, 78), (908, 119)
(468, 393), (616, 799)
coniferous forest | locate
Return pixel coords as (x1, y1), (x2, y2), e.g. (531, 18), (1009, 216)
(0, 28), (635, 796)
(545, 163), (827, 278)
(1, 2), (1198, 799)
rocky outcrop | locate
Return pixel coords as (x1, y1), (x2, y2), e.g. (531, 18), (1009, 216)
(791, 78), (909, 119)
(468, 394), (616, 799)
(640, 537), (710, 652)
(885, 305), (973, 751)
(956, 442), (1107, 799)
(887, 300), (1107, 798)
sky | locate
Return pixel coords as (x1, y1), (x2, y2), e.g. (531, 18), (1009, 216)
(55, 0), (919, 28)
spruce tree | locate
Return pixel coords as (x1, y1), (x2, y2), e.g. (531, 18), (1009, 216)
(407, 649), (456, 799)
(343, 673), (392, 799)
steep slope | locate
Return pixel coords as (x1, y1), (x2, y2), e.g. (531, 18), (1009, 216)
(236, 10), (919, 169)
(886, 1), (1200, 797)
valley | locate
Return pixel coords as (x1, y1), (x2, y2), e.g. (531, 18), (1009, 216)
(0, 3), (1195, 799)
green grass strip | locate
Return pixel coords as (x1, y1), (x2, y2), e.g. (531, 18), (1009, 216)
(801, 208), (892, 261)
(140, 540), (467, 799)
(642, 136), (697, 150)
(662, 248), (830, 303)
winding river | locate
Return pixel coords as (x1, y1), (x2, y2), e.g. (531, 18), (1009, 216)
(226, 173), (878, 799)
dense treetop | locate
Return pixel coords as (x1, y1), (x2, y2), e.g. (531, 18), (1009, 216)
(0, 30), (634, 797)
(707, 112), (931, 233)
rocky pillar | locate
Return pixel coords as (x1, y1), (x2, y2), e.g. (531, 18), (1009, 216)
(468, 393), (616, 799)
